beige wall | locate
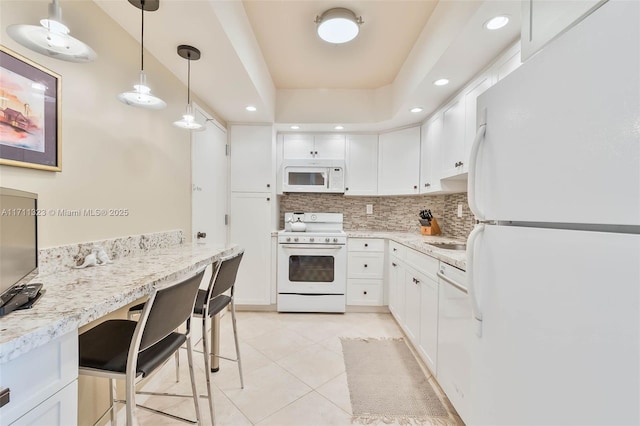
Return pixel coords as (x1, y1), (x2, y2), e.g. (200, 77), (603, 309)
(0, 1), (221, 248)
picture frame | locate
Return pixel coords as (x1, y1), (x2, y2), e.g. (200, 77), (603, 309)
(0, 45), (61, 171)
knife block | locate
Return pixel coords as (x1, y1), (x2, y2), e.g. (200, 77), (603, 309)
(421, 218), (441, 235)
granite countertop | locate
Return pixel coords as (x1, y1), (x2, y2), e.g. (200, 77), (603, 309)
(346, 231), (467, 271)
(0, 243), (239, 364)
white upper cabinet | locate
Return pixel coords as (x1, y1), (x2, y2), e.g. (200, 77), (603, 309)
(378, 127), (421, 195)
(420, 116), (442, 193)
(283, 134), (345, 159)
(345, 134), (378, 196)
(493, 43), (522, 82)
(439, 98), (466, 179)
(230, 125), (273, 193)
(521, 0), (605, 61)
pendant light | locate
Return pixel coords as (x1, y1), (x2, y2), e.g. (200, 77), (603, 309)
(173, 45), (203, 131)
(117, 0), (166, 109)
(6, 0), (96, 62)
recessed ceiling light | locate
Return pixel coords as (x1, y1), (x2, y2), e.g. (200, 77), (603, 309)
(245, 105), (257, 112)
(290, 125), (300, 130)
(433, 79), (449, 86)
(334, 125), (344, 130)
(410, 107), (423, 113)
(485, 15), (510, 30)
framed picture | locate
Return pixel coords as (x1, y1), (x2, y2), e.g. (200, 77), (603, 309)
(0, 45), (61, 171)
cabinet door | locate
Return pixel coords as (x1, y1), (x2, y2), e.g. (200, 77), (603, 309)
(493, 44), (522, 82)
(439, 98), (466, 179)
(418, 273), (439, 373)
(388, 258), (405, 323)
(463, 74), (493, 173)
(521, 0), (605, 61)
(378, 127), (420, 195)
(345, 134), (378, 195)
(229, 192), (272, 305)
(12, 380), (78, 426)
(230, 125), (273, 192)
(420, 116), (442, 193)
(283, 134), (314, 159)
(314, 134), (345, 159)
(403, 267), (421, 343)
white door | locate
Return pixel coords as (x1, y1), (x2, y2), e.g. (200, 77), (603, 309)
(468, 224), (640, 425)
(378, 127), (420, 195)
(345, 134), (378, 195)
(229, 192), (272, 305)
(192, 109), (228, 245)
(473, 0), (639, 225)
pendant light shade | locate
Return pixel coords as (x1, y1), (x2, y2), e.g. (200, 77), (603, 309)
(6, 0), (96, 63)
(118, 0), (165, 109)
(173, 45), (203, 131)
(315, 8), (363, 44)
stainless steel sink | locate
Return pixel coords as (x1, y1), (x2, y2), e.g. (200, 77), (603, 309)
(426, 243), (467, 251)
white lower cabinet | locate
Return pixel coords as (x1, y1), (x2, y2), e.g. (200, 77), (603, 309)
(386, 242), (440, 375)
(229, 192), (272, 305)
(347, 238), (384, 306)
(0, 331), (78, 426)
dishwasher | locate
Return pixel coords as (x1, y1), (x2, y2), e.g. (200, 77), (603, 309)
(436, 262), (470, 423)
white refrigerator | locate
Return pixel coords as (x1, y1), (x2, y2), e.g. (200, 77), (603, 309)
(466, 1), (640, 424)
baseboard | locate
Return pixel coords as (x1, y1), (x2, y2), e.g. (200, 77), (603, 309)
(235, 304), (277, 312)
(346, 305), (390, 313)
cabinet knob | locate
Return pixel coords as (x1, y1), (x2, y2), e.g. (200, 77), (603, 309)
(393, 248), (397, 252)
(413, 185), (418, 189)
(459, 161), (464, 167)
(425, 183), (431, 187)
(310, 151), (314, 155)
(315, 151), (318, 155)
(363, 291), (368, 295)
(392, 263), (397, 267)
(364, 264), (368, 268)
(267, 183), (270, 188)
(266, 197), (270, 201)
(345, 187), (349, 191)
(364, 243), (368, 247)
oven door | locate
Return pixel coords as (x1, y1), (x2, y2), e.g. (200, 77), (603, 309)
(277, 244), (346, 294)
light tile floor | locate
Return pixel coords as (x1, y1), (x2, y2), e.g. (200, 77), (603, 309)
(125, 311), (463, 426)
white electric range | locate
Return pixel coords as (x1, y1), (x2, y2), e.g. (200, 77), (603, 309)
(277, 212), (346, 313)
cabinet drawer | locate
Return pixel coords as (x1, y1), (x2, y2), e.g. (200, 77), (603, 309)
(348, 252), (384, 278)
(405, 248), (439, 280)
(348, 238), (384, 252)
(388, 241), (406, 259)
(347, 279), (383, 305)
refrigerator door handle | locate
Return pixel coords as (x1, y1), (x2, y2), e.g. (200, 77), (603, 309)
(467, 113), (487, 221)
(467, 223), (484, 337)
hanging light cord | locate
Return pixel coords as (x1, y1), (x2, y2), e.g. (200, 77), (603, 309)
(140, 0), (145, 71)
(187, 54), (191, 104)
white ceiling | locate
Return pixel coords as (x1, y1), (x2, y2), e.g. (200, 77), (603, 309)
(95, 0), (521, 131)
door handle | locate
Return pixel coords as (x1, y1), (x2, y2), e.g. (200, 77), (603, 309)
(467, 223), (485, 337)
(468, 115), (487, 221)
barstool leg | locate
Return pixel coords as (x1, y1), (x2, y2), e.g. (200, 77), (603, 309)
(109, 378), (117, 426)
(174, 351), (180, 383)
(186, 335), (202, 425)
(125, 371), (137, 426)
(202, 316), (216, 424)
(231, 299), (244, 389)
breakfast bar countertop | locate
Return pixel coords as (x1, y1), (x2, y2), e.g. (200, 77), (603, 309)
(0, 243), (239, 364)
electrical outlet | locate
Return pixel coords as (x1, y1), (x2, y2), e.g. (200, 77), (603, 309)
(366, 204), (373, 215)
(457, 203), (463, 218)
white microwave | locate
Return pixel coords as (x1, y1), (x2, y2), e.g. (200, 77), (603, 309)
(281, 160), (345, 193)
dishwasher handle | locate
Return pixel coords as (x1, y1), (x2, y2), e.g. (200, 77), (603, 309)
(437, 271), (468, 294)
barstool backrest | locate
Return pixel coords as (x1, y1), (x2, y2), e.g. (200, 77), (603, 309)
(207, 250), (244, 302)
(137, 269), (205, 352)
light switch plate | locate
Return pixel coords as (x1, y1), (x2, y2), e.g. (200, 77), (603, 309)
(366, 204), (373, 215)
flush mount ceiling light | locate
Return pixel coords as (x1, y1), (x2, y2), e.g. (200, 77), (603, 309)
(434, 78), (450, 86)
(173, 45), (203, 131)
(410, 107), (424, 113)
(6, 0), (96, 62)
(315, 8), (363, 44)
(117, 0), (166, 109)
(484, 15), (510, 30)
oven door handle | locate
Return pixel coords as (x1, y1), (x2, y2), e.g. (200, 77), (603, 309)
(279, 244), (344, 250)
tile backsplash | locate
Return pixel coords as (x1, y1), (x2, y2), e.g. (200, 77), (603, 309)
(279, 192), (476, 239)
